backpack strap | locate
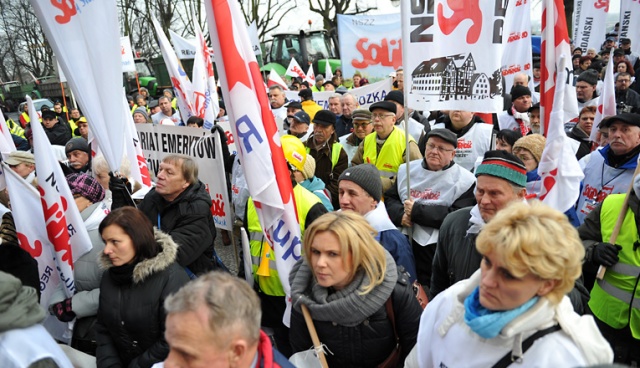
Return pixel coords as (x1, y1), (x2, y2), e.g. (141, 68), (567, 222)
(491, 325), (561, 368)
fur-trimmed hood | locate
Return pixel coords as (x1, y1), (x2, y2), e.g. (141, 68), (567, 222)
(99, 228), (179, 284)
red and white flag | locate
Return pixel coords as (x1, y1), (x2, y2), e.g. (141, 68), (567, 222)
(192, 22), (220, 130)
(537, 58), (584, 213)
(152, 17), (194, 124)
(205, 0), (302, 323)
(591, 49), (616, 142)
(324, 59), (333, 81)
(30, 0), (125, 173)
(268, 69), (289, 90)
(285, 57), (306, 80)
(27, 96), (92, 298)
(305, 64), (316, 85)
(540, 0), (579, 135)
(121, 94), (151, 187)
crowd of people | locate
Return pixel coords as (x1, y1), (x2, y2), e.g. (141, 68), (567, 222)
(1, 25), (640, 368)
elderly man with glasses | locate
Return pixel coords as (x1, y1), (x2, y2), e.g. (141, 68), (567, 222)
(339, 108), (373, 165)
(385, 129), (476, 287)
(351, 101), (422, 192)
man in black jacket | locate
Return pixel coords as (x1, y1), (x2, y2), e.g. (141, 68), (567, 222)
(41, 109), (72, 146)
(112, 154), (220, 275)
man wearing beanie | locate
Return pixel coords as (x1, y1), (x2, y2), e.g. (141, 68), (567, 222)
(497, 84), (533, 135)
(576, 69), (600, 110)
(65, 137), (91, 174)
(429, 109), (494, 171)
(305, 109), (348, 209)
(339, 108), (373, 164)
(385, 129), (476, 287)
(133, 107), (149, 124)
(430, 150), (527, 299)
(576, 113), (640, 224)
(338, 164), (417, 282)
(351, 101), (422, 193)
(384, 90), (426, 142)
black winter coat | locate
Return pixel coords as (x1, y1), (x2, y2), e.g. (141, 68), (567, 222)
(289, 272), (422, 367)
(95, 230), (189, 368)
(138, 180), (217, 275)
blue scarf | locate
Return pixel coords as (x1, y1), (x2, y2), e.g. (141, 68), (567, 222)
(464, 287), (538, 339)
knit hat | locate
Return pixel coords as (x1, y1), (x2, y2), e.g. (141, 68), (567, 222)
(510, 85), (532, 101)
(65, 137), (90, 155)
(5, 151), (35, 166)
(512, 134), (546, 164)
(302, 154), (316, 180)
(384, 90), (404, 105)
(313, 110), (337, 126)
(475, 150), (527, 187)
(576, 69), (599, 86)
(133, 107), (148, 121)
(66, 173), (105, 203)
(338, 164), (382, 202)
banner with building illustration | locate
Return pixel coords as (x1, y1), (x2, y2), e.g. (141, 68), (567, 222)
(401, 1), (506, 112)
(136, 124), (232, 230)
(337, 14), (402, 82)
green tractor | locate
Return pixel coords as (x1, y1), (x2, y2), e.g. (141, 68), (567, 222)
(123, 58), (159, 97)
(262, 29), (341, 78)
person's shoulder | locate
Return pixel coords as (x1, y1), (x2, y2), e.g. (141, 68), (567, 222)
(442, 206), (473, 226)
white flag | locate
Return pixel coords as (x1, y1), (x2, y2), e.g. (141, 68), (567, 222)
(27, 96), (92, 298)
(305, 64), (315, 85)
(192, 23), (220, 130)
(324, 59), (333, 81)
(0, 111), (17, 154)
(574, 1), (609, 52)
(120, 36), (136, 73)
(591, 49), (616, 142)
(30, 0), (125, 173)
(121, 94), (151, 187)
(285, 57), (306, 80)
(169, 29), (197, 60)
(268, 69), (289, 90)
(619, 2), (640, 55)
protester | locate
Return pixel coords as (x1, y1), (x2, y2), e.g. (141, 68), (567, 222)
(65, 137), (91, 174)
(42, 109), (72, 146)
(497, 85), (533, 135)
(407, 202), (613, 367)
(164, 272), (294, 368)
(384, 90), (425, 142)
(338, 164), (417, 282)
(287, 110), (312, 142)
(133, 108), (150, 124)
(568, 106), (596, 160)
(495, 129), (522, 153)
(185, 116), (204, 128)
(288, 211), (423, 367)
(269, 85), (288, 125)
(311, 74), (324, 92)
(5, 151), (36, 184)
(386, 129), (476, 286)
(95, 207), (189, 367)
(335, 93), (357, 137)
(298, 89), (322, 121)
(75, 117), (89, 140)
(151, 96), (182, 125)
(615, 72), (640, 114)
(327, 93), (343, 116)
(339, 108), (372, 164)
(528, 103), (542, 134)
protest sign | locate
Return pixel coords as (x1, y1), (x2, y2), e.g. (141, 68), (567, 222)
(121, 36), (136, 73)
(574, 0), (608, 53)
(619, 2), (640, 55)
(284, 78), (393, 110)
(501, 0), (534, 91)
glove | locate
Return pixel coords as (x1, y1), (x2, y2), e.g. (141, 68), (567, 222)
(109, 172), (135, 209)
(591, 242), (622, 267)
(49, 298), (76, 322)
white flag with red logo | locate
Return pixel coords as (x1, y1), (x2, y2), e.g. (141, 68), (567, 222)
(591, 49), (616, 142)
(152, 17), (194, 124)
(285, 57), (306, 80)
(30, 0), (125, 173)
(120, 36), (136, 73)
(121, 94), (151, 187)
(573, 0), (609, 53)
(27, 96), (92, 298)
(305, 64), (316, 85)
(191, 23), (220, 130)
(501, 0), (534, 92)
(205, 0), (302, 323)
(540, 0), (579, 135)
(537, 58), (584, 213)
(268, 69), (289, 90)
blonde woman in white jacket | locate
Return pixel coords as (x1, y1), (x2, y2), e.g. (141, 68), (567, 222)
(406, 201), (613, 367)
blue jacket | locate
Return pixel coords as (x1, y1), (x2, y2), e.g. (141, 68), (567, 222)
(300, 177), (334, 211)
(376, 230), (417, 284)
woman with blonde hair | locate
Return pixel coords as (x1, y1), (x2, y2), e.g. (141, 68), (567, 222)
(408, 201), (612, 367)
(289, 211), (422, 367)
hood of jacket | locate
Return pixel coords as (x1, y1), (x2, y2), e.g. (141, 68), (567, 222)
(0, 271), (45, 332)
(301, 176), (326, 192)
(99, 229), (179, 284)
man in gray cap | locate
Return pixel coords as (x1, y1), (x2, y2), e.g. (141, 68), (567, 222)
(339, 108), (372, 164)
(305, 110), (348, 208)
(65, 137), (91, 174)
(338, 164), (417, 282)
(385, 129), (476, 287)
(5, 151), (36, 182)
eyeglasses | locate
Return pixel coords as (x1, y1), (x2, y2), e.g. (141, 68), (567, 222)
(353, 122), (371, 129)
(426, 143), (455, 153)
(371, 113), (395, 120)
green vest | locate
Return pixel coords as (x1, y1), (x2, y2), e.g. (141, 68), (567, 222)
(6, 119), (25, 138)
(589, 194), (640, 339)
(247, 184), (321, 296)
(362, 128), (410, 178)
(307, 142), (343, 170)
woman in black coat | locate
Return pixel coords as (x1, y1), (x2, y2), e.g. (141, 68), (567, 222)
(95, 207), (189, 368)
(289, 211), (423, 367)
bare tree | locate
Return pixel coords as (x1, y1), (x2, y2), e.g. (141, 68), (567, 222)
(308, 0), (376, 31)
(238, 0), (296, 41)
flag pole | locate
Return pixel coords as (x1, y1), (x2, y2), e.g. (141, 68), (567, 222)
(134, 71), (142, 95)
(400, 0), (413, 243)
(60, 82), (70, 122)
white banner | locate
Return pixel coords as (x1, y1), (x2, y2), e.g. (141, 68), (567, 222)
(401, 1), (505, 112)
(120, 36), (136, 73)
(501, 0), (534, 91)
(337, 14), (402, 81)
(135, 124), (232, 230)
(191, 24), (220, 130)
(574, 0), (609, 52)
(30, 0), (125, 173)
(619, 1), (640, 55)
(169, 29), (197, 60)
(284, 78), (393, 110)
(248, 21), (262, 56)
(154, 18), (194, 124)
(121, 94), (152, 187)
